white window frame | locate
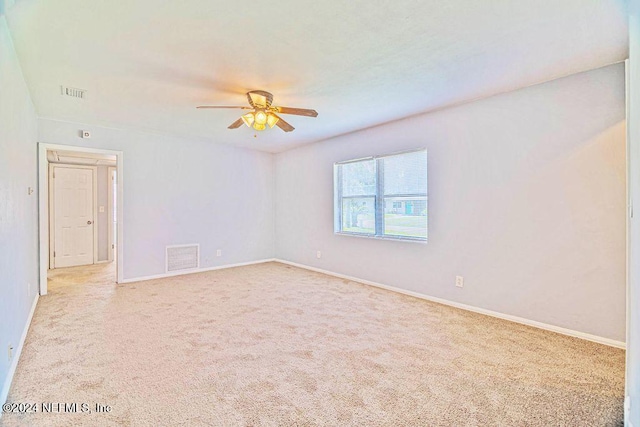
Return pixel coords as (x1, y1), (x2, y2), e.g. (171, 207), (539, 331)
(334, 148), (428, 243)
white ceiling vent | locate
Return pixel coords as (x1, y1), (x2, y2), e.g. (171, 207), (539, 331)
(166, 244), (199, 273)
(60, 85), (87, 100)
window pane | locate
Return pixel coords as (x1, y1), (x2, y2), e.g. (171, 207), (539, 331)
(342, 197), (375, 234)
(383, 151), (427, 195)
(384, 197), (427, 239)
(341, 160), (376, 196)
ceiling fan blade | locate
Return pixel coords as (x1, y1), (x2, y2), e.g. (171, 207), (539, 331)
(247, 90), (273, 108)
(274, 114), (295, 132)
(274, 106), (318, 117)
(228, 118), (245, 129)
(196, 106), (252, 109)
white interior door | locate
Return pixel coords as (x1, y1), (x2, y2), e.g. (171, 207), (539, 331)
(53, 166), (95, 268)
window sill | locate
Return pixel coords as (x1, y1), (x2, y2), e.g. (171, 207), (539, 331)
(334, 231), (428, 244)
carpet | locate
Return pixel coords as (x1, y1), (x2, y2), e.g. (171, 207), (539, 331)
(1, 262), (625, 426)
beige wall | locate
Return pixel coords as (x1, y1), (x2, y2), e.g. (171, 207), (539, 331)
(38, 118), (276, 280)
(0, 14), (39, 405)
(276, 63), (627, 343)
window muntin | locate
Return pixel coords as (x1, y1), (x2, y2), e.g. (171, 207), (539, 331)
(334, 149), (427, 241)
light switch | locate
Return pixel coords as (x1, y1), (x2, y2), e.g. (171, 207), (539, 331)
(99, 206), (105, 213)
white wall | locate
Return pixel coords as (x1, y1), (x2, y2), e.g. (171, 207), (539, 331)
(0, 15), (39, 404)
(628, 1), (640, 424)
(275, 63), (627, 342)
(38, 119), (276, 280)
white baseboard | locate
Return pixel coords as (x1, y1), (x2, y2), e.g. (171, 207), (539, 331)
(274, 259), (626, 349)
(1, 294), (39, 410)
(119, 258), (276, 284)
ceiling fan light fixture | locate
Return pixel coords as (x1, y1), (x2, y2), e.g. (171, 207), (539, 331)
(241, 112), (255, 127)
(254, 110), (268, 126)
(267, 113), (279, 128)
(198, 90), (316, 133)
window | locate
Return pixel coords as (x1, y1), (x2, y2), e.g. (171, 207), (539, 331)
(334, 149), (427, 241)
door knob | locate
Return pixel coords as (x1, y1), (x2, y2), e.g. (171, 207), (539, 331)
(87, 220), (93, 225)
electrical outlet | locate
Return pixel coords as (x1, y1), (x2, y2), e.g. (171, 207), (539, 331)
(216, 249), (222, 257)
(8, 344), (13, 361)
(316, 251), (322, 259)
(455, 276), (464, 288)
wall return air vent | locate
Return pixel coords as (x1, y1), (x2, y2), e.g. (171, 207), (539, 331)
(166, 244), (200, 273)
(60, 86), (87, 100)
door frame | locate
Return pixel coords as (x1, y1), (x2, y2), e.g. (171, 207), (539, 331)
(48, 163), (98, 268)
(38, 143), (124, 294)
(107, 166), (116, 263)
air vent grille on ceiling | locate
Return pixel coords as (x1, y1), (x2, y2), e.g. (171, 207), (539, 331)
(60, 86), (87, 99)
(166, 244), (199, 272)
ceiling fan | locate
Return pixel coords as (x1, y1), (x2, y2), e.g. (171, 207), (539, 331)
(197, 90), (318, 132)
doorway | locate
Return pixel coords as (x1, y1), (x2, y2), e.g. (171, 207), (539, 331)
(38, 143), (124, 294)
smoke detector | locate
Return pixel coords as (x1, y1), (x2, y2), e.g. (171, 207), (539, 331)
(60, 86), (87, 100)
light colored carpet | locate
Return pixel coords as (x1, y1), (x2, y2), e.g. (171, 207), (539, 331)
(2, 262), (625, 426)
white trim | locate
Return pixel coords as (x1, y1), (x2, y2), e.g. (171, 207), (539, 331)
(48, 164), (54, 269)
(625, 57), (632, 405)
(116, 154), (123, 284)
(39, 145), (47, 293)
(120, 258), (276, 284)
(0, 295), (39, 410)
(48, 164), (98, 267)
(107, 166), (116, 263)
(335, 231), (428, 244)
(274, 259), (626, 349)
(39, 143), (124, 294)
(334, 147), (426, 165)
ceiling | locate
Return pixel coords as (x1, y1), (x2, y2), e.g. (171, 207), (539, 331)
(6, 0), (629, 153)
